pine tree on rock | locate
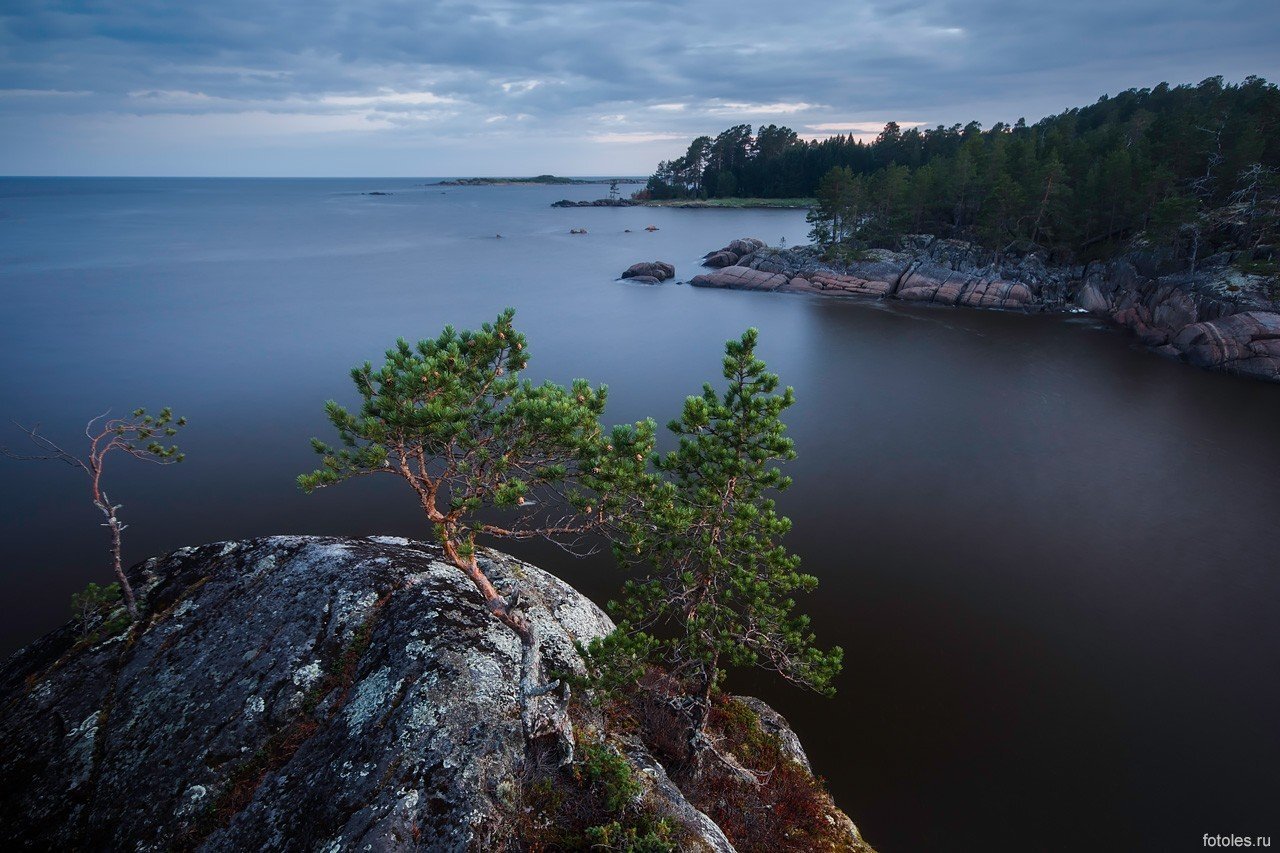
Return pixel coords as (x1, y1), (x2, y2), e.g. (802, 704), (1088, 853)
(299, 308), (653, 643)
(612, 329), (843, 744)
(3, 408), (187, 621)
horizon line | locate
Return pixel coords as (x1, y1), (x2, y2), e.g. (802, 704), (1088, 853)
(0, 174), (650, 179)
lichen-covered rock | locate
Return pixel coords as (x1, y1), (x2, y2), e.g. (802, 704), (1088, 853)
(0, 537), (735, 852)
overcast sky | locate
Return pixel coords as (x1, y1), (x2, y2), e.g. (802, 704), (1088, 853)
(2, 0), (1278, 176)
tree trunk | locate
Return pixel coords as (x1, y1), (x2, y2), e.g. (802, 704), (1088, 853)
(99, 502), (139, 620)
(442, 539), (574, 760)
(441, 534), (531, 644)
(1031, 174), (1054, 245)
(688, 659), (717, 758)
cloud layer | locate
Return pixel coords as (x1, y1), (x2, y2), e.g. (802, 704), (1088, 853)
(2, 0), (1278, 175)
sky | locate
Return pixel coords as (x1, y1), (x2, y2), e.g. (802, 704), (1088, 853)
(2, 0), (1278, 177)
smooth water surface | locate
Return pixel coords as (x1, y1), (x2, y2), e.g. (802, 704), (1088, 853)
(1, 177), (1277, 851)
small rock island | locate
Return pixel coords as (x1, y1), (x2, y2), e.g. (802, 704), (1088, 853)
(621, 261), (676, 284)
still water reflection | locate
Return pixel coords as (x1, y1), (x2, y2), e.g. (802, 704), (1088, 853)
(1, 178), (1277, 850)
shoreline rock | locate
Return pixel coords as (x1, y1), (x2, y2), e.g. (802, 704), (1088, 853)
(690, 236), (1280, 383)
(435, 176), (644, 187)
(701, 238), (766, 269)
(551, 198), (639, 207)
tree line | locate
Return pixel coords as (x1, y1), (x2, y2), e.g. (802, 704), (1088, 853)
(642, 76), (1280, 263)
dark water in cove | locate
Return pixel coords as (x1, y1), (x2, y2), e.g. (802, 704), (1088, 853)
(2, 177), (1278, 850)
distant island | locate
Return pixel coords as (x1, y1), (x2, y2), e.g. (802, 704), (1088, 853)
(552, 196), (814, 209)
(431, 174), (645, 186)
(641, 197), (814, 209)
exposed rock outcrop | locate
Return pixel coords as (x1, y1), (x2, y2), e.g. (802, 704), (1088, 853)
(0, 537), (869, 851)
(1172, 311), (1280, 381)
(621, 261), (676, 283)
(690, 235), (1280, 383)
(690, 265), (788, 292)
(551, 198), (639, 207)
(693, 238), (1054, 311)
(701, 238), (766, 269)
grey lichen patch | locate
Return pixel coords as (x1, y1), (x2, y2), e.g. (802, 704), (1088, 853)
(67, 709), (100, 740)
(176, 784), (208, 818)
(291, 660), (324, 691)
(64, 710), (101, 788)
(28, 679), (54, 703)
(399, 693), (442, 745)
(368, 536), (411, 546)
(243, 695), (266, 722)
(332, 588), (380, 641)
(250, 553), (277, 578)
(402, 638), (436, 661)
(344, 666), (397, 736)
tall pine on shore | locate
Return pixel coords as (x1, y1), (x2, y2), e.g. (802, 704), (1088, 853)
(609, 330), (843, 744)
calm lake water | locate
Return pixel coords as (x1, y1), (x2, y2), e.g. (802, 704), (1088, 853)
(1, 177), (1277, 851)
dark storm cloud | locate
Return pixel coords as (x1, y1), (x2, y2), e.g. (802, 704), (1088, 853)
(1, 0), (1277, 173)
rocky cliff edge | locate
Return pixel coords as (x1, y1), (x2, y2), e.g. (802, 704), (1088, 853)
(0, 536), (872, 852)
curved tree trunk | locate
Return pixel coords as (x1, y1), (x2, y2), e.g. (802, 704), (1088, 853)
(440, 535), (572, 759)
(97, 499), (139, 620)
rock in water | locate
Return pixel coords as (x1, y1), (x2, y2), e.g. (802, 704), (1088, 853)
(0, 536), (745, 851)
(621, 261), (675, 282)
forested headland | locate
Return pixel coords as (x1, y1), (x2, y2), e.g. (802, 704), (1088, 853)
(640, 77), (1280, 265)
